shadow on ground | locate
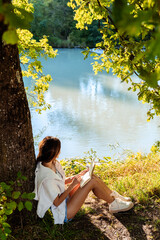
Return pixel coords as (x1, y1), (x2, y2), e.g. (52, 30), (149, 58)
(83, 195), (160, 240)
(9, 194), (160, 240)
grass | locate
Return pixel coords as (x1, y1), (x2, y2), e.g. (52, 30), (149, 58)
(96, 153), (160, 204)
(61, 147), (160, 204)
(8, 146), (160, 240)
(9, 210), (102, 240)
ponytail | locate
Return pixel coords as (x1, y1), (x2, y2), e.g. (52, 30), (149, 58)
(36, 155), (43, 166)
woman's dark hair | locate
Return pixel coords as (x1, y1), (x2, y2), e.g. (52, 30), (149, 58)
(36, 136), (61, 165)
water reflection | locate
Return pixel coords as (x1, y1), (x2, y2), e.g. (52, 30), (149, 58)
(26, 49), (160, 159)
(80, 76), (104, 99)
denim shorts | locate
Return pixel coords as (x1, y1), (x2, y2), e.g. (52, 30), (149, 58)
(64, 198), (72, 223)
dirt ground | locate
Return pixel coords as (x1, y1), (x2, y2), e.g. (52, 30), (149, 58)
(9, 193), (160, 240)
(69, 194), (160, 240)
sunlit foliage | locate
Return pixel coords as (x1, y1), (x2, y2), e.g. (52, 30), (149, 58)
(1, 0), (57, 113)
(68, 0), (160, 120)
(0, 0), (33, 44)
(18, 29), (57, 113)
(61, 144), (160, 203)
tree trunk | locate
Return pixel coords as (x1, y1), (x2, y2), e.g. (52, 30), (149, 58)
(0, 14), (35, 192)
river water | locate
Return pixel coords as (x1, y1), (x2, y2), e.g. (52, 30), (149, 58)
(24, 49), (160, 159)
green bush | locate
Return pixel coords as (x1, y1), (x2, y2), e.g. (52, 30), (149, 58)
(0, 172), (35, 240)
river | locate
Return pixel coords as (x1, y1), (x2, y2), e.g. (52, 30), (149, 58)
(23, 49), (160, 159)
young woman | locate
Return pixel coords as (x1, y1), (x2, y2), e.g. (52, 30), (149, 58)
(34, 136), (134, 224)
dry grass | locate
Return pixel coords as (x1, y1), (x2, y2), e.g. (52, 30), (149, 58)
(61, 148), (160, 204)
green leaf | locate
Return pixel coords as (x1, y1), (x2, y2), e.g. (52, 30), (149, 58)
(18, 202), (24, 211)
(3, 227), (11, 234)
(82, 48), (90, 60)
(2, 215), (7, 221)
(24, 201), (32, 211)
(4, 209), (13, 215)
(113, 0), (128, 24)
(8, 181), (14, 186)
(2, 29), (18, 44)
(2, 3), (33, 29)
(7, 201), (17, 211)
(21, 176), (27, 181)
(12, 191), (21, 199)
(27, 193), (35, 200)
(0, 182), (8, 191)
(17, 171), (22, 179)
(17, 182), (22, 187)
(2, 222), (11, 228)
(0, 229), (7, 240)
(21, 192), (28, 199)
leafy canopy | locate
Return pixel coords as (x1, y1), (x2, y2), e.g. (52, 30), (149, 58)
(18, 29), (57, 113)
(68, 0), (160, 120)
(0, 0), (33, 44)
(1, 0), (57, 113)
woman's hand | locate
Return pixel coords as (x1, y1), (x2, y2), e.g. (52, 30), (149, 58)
(71, 174), (82, 188)
(65, 176), (74, 185)
(65, 167), (89, 185)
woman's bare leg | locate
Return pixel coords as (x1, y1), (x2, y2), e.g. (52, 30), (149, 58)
(67, 175), (114, 219)
(91, 175), (113, 201)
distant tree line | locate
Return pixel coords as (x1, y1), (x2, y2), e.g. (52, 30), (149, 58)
(30, 0), (102, 48)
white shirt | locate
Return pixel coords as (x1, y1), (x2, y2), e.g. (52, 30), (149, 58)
(34, 161), (66, 224)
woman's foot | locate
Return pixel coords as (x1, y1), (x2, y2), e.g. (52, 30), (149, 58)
(110, 190), (131, 202)
(109, 198), (134, 213)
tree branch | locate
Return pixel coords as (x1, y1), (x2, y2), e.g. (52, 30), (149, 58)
(136, 3), (143, 11)
(133, 71), (139, 77)
(96, 0), (125, 41)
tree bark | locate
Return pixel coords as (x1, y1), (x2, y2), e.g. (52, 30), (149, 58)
(0, 9), (35, 192)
